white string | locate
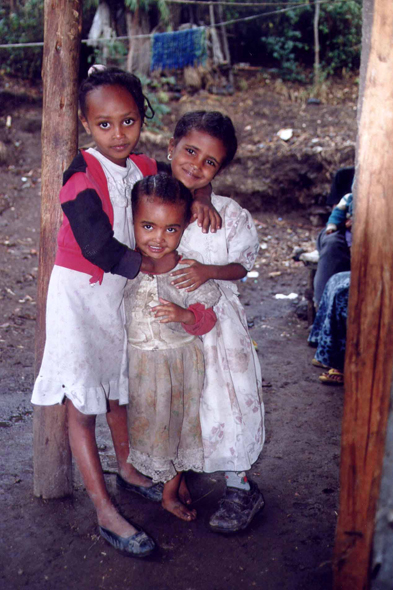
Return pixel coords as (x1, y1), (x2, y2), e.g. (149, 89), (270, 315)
(0, 0), (346, 49)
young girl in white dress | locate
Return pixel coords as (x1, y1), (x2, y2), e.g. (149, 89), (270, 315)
(167, 111), (265, 533)
(31, 67), (182, 557)
(124, 173), (221, 521)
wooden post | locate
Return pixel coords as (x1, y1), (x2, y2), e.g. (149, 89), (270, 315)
(126, 0), (140, 73)
(313, 0), (321, 86)
(217, 3), (234, 87)
(209, 2), (224, 65)
(333, 1), (393, 588)
(33, 0), (82, 499)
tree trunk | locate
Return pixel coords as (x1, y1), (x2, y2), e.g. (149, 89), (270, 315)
(209, 3), (224, 65)
(313, 0), (321, 86)
(126, 4), (151, 76)
(33, 0), (82, 499)
(333, 1), (393, 588)
(218, 3), (233, 86)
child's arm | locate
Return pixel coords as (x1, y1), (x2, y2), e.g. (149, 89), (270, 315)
(326, 193), (352, 234)
(171, 260), (246, 292)
(174, 198), (258, 291)
(155, 160), (221, 233)
(62, 181), (179, 278)
(152, 298), (217, 335)
(192, 185), (222, 234)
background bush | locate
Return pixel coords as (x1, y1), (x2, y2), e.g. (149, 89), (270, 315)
(0, 0), (362, 82)
(0, 0), (44, 80)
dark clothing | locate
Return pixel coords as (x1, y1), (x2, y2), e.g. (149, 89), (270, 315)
(327, 166), (354, 206)
(314, 228), (351, 305)
(314, 168), (353, 305)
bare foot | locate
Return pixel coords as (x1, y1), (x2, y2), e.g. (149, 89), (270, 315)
(179, 475), (192, 505)
(97, 503), (138, 538)
(162, 497), (197, 521)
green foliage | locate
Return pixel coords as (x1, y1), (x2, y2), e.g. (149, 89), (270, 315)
(319, 0), (362, 75)
(0, 0), (44, 79)
(259, 0), (361, 80)
(262, 28), (307, 82)
(88, 38), (128, 69)
(124, 0), (169, 23)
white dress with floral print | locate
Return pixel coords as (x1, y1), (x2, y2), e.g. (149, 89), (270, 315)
(179, 194), (264, 473)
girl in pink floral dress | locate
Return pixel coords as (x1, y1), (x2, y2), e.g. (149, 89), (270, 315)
(167, 111), (265, 533)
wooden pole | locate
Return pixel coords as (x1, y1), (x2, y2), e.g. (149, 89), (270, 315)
(217, 3), (234, 87)
(33, 0), (82, 499)
(333, 1), (393, 588)
(126, 0), (139, 73)
(209, 2), (224, 65)
(313, 0), (321, 86)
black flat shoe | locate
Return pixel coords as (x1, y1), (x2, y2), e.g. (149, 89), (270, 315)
(116, 474), (163, 502)
(99, 525), (156, 557)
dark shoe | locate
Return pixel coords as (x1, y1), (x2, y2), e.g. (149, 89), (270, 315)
(116, 474), (163, 502)
(99, 525), (156, 557)
(209, 480), (265, 534)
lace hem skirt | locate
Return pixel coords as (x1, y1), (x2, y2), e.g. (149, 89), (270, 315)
(127, 339), (205, 483)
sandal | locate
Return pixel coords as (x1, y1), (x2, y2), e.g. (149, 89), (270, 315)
(99, 525), (156, 557)
(311, 358), (330, 369)
(319, 368), (344, 385)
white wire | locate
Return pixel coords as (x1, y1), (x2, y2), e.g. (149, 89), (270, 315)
(0, 0), (347, 49)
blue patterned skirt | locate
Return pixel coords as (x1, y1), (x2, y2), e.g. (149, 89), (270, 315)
(308, 271), (351, 372)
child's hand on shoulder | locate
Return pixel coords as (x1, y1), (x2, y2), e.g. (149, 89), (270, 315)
(152, 298), (195, 325)
(171, 259), (212, 292)
(192, 185), (221, 234)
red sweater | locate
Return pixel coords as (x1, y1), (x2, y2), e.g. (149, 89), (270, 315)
(55, 150), (157, 284)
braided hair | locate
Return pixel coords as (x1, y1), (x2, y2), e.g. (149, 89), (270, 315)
(79, 66), (154, 123)
(132, 173), (193, 224)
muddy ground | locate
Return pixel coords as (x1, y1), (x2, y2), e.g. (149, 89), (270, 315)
(0, 77), (356, 589)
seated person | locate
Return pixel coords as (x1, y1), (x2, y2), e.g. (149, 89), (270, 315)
(313, 167), (354, 306)
(308, 271), (351, 385)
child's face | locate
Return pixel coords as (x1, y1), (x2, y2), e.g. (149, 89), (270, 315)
(80, 84), (142, 167)
(168, 130), (227, 191)
(134, 195), (188, 260)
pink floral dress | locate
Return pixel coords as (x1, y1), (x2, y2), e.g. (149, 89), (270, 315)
(179, 194), (264, 473)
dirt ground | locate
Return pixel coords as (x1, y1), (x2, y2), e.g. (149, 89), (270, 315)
(0, 77), (356, 589)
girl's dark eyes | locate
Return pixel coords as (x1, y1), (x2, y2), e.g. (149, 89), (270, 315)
(184, 147), (216, 167)
(98, 119), (134, 129)
(167, 227), (177, 233)
(143, 224), (153, 230)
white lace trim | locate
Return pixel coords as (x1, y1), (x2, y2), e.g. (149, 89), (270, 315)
(127, 448), (204, 483)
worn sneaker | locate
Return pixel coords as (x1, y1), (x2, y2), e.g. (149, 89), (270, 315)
(209, 480), (265, 534)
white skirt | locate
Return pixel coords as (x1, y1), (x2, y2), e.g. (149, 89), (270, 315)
(200, 284), (265, 472)
(31, 265), (129, 415)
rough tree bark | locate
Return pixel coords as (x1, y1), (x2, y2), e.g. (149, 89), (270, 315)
(333, 1), (393, 588)
(126, 3), (151, 75)
(33, 0), (82, 499)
